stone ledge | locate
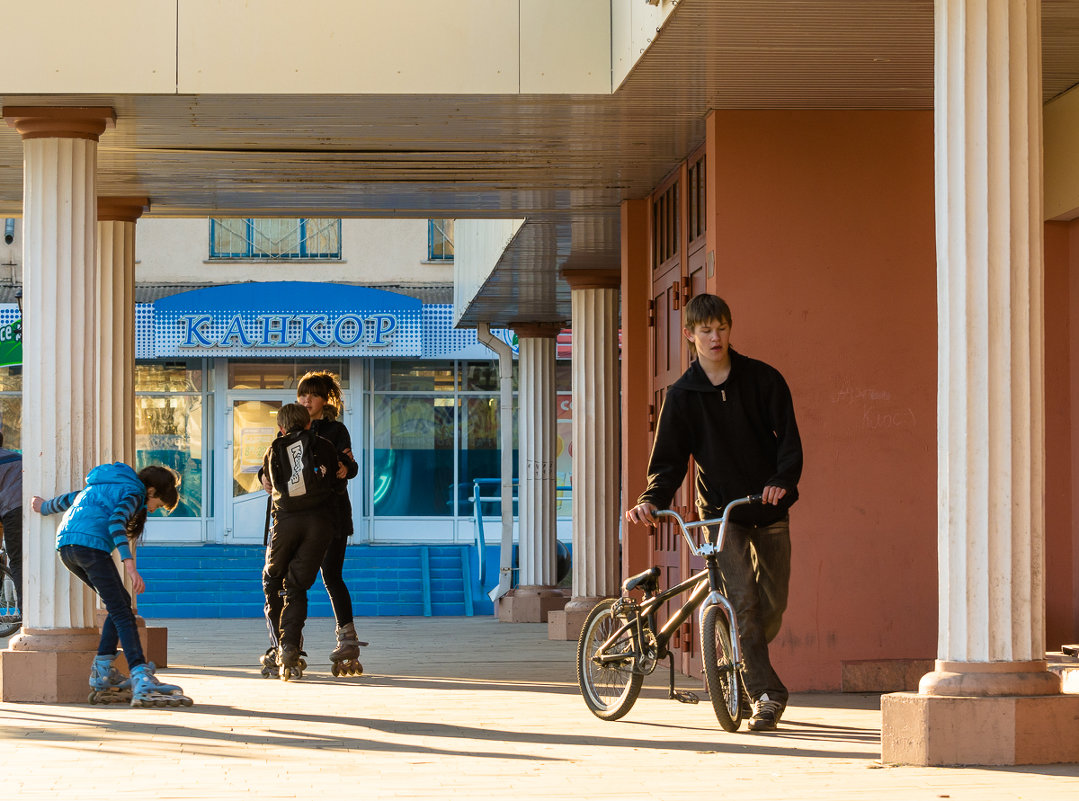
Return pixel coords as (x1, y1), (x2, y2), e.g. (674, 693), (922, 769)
(548, 608), (591, 641)
(0, 647), (97, 703)
(882, 692), (1079, 766)
(841, 658), (934, 692)
(496, 588), (567, 623)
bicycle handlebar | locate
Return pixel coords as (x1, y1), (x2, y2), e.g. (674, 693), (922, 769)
(653, 494), (763, 556)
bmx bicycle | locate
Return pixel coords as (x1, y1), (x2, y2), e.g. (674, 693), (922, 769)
(576, 495), (762, 731)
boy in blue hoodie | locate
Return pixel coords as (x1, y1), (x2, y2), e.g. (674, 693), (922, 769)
(31, 463), (192, 707)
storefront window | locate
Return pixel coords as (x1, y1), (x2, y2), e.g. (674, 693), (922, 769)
(458, 396), (518, 518)
(228, 359), (349, 390)
(0, 365), (21, 450)
(136, 360), (205, 518)
(462, 360), (518, 391)
(372, 360), (454, 392)
(136, 361), (203, 392)
(372, 394), (454, 517)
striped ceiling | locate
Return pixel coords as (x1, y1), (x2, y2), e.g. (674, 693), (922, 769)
(2, 0), (1077, 325)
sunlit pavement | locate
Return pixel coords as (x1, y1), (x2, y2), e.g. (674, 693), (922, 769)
(2, 617), (1077, 800)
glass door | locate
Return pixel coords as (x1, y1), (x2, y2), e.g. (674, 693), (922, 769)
(224, 396), (284, 544)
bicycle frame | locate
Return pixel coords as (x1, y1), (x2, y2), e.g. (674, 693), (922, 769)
(592, 495), (760, 673)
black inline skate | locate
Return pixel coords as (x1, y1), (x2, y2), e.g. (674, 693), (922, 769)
(329, 622), (367, 677)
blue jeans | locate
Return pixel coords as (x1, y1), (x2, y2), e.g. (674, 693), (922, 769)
(58, 545), (145, 668)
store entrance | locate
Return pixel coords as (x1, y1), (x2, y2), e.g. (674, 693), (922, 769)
(224, 396), (286, 544)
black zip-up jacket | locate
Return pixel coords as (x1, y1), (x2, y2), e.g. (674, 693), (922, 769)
(309, 417), (359, 538)
(638, 349), (803, 527)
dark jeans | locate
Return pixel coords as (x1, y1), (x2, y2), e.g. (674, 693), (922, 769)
(321, 533), (353, 627)
(263, 511), (333, 650)
(58, 544), (145, 668)
(713, 516), (791, 706)
(2, 507), (22, 606)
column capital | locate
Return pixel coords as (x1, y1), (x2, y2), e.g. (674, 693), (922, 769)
(98, 196), (150, 223)
(513, 322), (564, 339)
(3, 106), (116, 141)
(562, 268), (620, 290)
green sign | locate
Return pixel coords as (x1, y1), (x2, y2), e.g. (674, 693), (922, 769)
(0, 318), (21, 368)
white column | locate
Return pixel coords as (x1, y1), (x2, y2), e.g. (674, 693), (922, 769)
(564, 270), (620, 608)
(96, 198), (145, 466)
(515, 324), (560, 587)
(923, 0), (1057, 696)
(0, 107), (114, 702)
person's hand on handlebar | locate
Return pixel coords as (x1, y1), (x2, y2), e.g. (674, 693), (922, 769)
(761, 485), (787, 506)
(625, 501), (659, 527)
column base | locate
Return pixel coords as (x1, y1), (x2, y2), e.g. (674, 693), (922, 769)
(548, 596), (603, 641)
(0, 627), (99, 703)
(919, 659), (1062, 696)
(93, 610), (168, 668)
(496, 586), (568, 623)
(882, 691), (1079, 765)
(882, 660), (1073, 766)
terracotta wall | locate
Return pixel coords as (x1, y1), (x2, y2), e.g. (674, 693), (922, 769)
(1045, 219), (1079, 649)
(704, 110), (938, 690)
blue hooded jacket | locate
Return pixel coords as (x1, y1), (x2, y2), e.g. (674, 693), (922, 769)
(50, 463), (146, 561)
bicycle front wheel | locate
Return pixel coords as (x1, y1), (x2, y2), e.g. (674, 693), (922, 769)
(0, 565), (21, 638)
(576, 598), (644, 721)
(701, 604), (742, 732)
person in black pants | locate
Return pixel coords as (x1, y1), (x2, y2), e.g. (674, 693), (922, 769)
(625, 293), (803, 732)
(295, 371), (363, 675)
(261, 403), (340, 680)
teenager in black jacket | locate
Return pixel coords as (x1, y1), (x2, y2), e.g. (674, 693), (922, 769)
(626, 293), (803, 731)
(297, 371), (363, 675)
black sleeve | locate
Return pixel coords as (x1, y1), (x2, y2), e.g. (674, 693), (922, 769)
(335, 423), (359, 481)
(322, 421), (359, 481)
(764, 369), (803, 492)
(636, 390), (692, 509)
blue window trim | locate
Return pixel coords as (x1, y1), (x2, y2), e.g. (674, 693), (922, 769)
(209, 218), (342, 260)
(427, 219), (454, 261)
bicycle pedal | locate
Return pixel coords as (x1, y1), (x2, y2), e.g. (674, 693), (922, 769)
(672, 690), (699, 705)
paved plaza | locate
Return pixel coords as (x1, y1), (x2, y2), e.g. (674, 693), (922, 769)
(1, 617), (1077, 800)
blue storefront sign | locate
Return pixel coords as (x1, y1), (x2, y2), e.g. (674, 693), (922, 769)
(153, 282), (423, 357)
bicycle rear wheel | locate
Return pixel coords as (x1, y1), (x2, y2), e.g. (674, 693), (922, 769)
(576, 598), (644, 721)
(701, 604), (742, 732)
(0, 565), (21, 638)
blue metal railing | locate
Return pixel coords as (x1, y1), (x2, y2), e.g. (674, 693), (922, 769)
(471, 478), (571, 591)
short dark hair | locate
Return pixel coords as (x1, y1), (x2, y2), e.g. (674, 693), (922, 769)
(684, 293), (732, 330)
(277, 402), (310, 434)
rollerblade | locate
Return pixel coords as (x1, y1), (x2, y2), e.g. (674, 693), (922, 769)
(277, 643), (307, 681)
(88, 653), (132, 705)
(259, 646), (278, 678)
(130, 662), (193, 707)
(329, 622), (367, 677)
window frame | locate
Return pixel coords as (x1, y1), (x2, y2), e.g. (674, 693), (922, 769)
(208, 218), (342, 260)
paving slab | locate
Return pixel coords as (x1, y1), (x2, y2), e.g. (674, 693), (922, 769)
(1, 617), (1077, 800)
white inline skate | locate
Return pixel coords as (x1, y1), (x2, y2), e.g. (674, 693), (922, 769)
(130, 662), (193, 707)
(329, 622), (367, 677)
(88, 653), (132, 705)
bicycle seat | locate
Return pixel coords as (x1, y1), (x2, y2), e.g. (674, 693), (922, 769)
(622, 566), (661, 595)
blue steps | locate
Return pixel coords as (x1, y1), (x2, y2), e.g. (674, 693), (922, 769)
(134, 543), (502, 619)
